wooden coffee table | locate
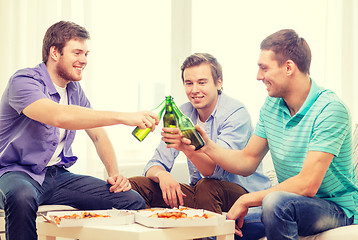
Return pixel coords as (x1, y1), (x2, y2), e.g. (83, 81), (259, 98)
(37, 219), (235, 240)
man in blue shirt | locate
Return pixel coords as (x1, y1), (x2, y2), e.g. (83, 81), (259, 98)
(130, 53), (271, 240)
(0, 21), (159, 240)
(182, 30), (358, 240)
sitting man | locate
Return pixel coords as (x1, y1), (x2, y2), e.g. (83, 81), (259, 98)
(0, 21), (158, 240)
(177, 30), (358, 240)
(130, 53), (271, 240)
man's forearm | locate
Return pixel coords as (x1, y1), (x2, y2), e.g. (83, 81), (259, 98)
(86, 128), (119, 177)
(182, 150), (216, 176)
(146, 166), (168, 183)
(202, 139), (252, 176)
(55, 105), (131, 130)
(23, 99), (127, 130)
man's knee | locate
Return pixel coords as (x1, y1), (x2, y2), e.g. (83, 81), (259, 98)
(5, 182), (37, 207)
(262, 191), (297, 222)
(195, 178), (220, 194)
(195, 178), (225, 203)
(263, 191), (297, 208)
(194, 179), (223, 212)
(129, 176), (155, 191)
(129, 176), (170, 208)
(1, 182), (39, 220)
(126, 190), (146, 210)
(112, 189), (146, 210)
(0, 172), (39, 207)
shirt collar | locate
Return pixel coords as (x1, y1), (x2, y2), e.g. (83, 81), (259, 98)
(296, 78), (324, 116)
(192, 93), (222, 124)
(207, 93), (222, 120)
(278, 78), (324, 117)
(39, 62), (57, 95)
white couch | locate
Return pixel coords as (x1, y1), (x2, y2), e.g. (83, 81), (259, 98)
(259, 225), (358, 240)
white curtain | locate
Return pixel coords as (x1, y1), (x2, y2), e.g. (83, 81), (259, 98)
(1, 0), (357, 178)
(324, 0), (358, 124)
(0, 0), (91, 87)
(0, 0), (96, 175)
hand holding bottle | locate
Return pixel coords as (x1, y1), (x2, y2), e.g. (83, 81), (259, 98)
(132, 99), (166, 142)
(132, 95), (206, 149)
(118, 110), (158, 129)
(171, 100), (205, 150)
(132, 110), (159, 130)
(161, 127), (184, 151)
(191, 125), (209, 151)
(161, 127), (194, 152)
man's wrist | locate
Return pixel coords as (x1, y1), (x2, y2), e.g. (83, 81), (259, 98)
(156, 170), (169, 180)
(107, 171), (120, 178)
(202, 139), (214, 155)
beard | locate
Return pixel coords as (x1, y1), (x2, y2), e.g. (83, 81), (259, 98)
(56, 61), (82, 82)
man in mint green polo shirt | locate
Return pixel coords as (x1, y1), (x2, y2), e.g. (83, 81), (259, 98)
(170, 29), (358, 240)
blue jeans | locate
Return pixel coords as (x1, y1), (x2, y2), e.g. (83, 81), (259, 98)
(235, 207), (266, 240)
(262, 191), (354, 240)
(0, 166), (145, 240)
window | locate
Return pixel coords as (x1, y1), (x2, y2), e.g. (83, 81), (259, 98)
(191, 0), (330, 124)
(71, 0), (172, 176)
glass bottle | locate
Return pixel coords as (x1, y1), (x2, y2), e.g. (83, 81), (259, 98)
(171, 100), (205, 150)
(132, 98), (166, 142)
(163, 96), (177, 144)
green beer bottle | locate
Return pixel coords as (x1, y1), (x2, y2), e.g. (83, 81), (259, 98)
(163, 96), (177, 144)
(171, 100), (205, 150)
(132, 98), (166, 142)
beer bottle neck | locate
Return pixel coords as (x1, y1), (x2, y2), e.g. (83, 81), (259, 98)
(171, 101), (194, 130)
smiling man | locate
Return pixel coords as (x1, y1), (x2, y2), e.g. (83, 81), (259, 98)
(0, 21), (159, 240)
(129, 53), (271, 240)
(183, 30), (358, 240)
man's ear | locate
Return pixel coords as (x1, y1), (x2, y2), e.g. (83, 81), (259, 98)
(216, 78), (223, 91)
(286, 60), (296, 76)
(49, 46), (60, 62)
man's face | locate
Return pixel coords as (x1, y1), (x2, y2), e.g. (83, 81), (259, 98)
(183, 63), (222, 116)
(56, 38), (89, 83)
(257, 50), (288, 98)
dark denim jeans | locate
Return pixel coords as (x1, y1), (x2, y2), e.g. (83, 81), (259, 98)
(0, 166), (145, 240)
(262, 191), (354, 240)
(235, 206), (266, 240)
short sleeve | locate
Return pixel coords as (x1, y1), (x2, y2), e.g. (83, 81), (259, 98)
(309, 101), (350, 156)
(254, 104), (267, 139)
(9, 75), (47, 114)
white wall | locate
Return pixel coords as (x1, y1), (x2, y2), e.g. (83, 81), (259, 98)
(1, 0), (357, 180)
(189, 0), (358, 125)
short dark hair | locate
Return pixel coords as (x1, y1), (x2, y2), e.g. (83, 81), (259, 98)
(260, 29), (311, 74)
(181, 53), (223, 94)
(42, 21), (90, 63)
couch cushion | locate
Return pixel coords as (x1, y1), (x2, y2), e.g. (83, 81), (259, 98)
(259, 225), (358, 240)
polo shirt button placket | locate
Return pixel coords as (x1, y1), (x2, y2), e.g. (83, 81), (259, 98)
(205, 128), (210, 136)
